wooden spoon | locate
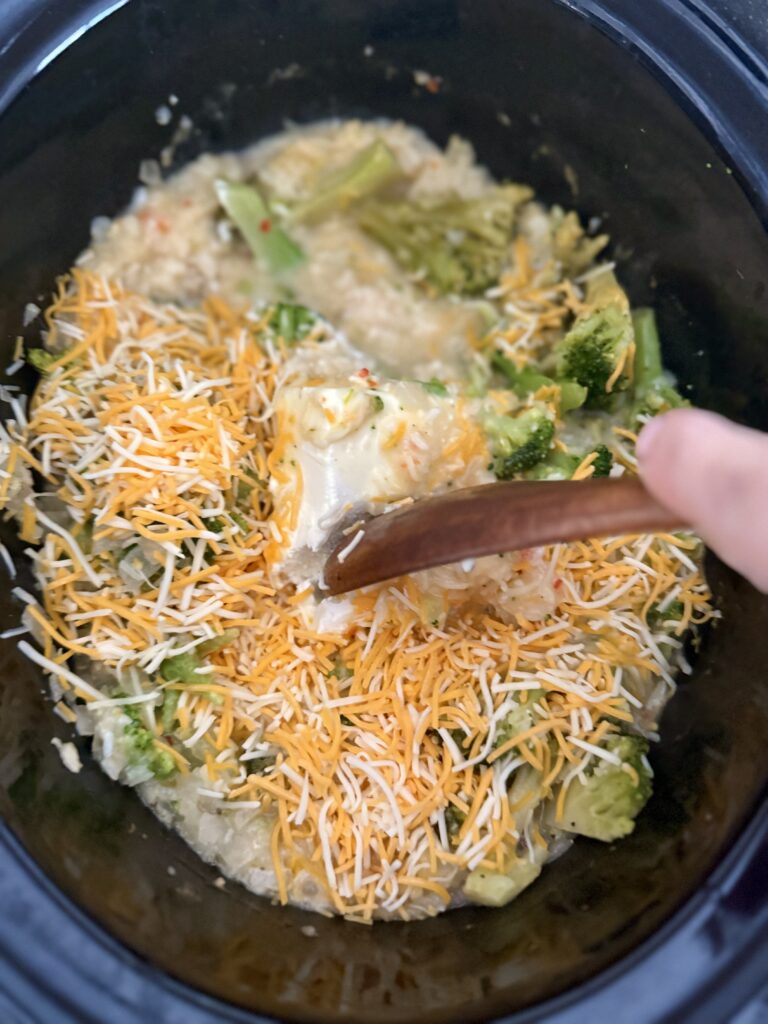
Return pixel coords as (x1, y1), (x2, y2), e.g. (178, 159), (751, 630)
(323, 476), (683, 596)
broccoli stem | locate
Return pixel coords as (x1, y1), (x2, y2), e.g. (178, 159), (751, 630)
(160, 630), (239, 683)
(290, 140), (402, 223)
(358, 184), (532, 296)
(558, 379), (590, 413)
(524, 450), (580, 480)
(161, 689), (181, 733)
(199, 629), (239, 656)
(629, 307), (689, 420)
(526, 443), (613, 480)
(491, 351), (587, 414)
(420, 378), (449, 397)
(215, 179), (304, 273)
(269, 302), (317, 343)
(632, 307), (664, 397)
(26, 349), (59, 373)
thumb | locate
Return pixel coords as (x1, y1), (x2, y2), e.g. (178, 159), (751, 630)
(637, 408), (768, 593)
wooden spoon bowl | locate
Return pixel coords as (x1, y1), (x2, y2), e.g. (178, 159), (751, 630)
(324, 476), (683, 596)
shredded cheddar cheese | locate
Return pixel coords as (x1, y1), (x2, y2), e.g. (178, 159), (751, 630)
(1, 270), (716, 923)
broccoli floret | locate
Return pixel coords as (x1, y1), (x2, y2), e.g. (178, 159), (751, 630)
(557, 304), (633, 410)
(558, 734), (652, 841)
(587, 267), (631, 312)
(525, 444), (613, 481)
(215, 179), (304, 273)
(463, 858), (542, 907)
(357, 184), (533, 296)
(493, 691), (543, 750)
(556, 269), (634, 410)
(159, 651), (201, 683)
(290, 140), (403, 223)
(445, 804), (465, 841)
(230, 510), (249, 534)
(590, 444), (614, 477)
(121, 708), (177, 780)
(160, 629), (239, 683)
(124, 717), (152, 750)
(551, 208), (610, 276)
(148, 747), (176, 779)
(524, 452), (578, 481)
(635, 386), (689, 421)
(631, 307), (689, 423)
(328, 657), (353, 682)
(160, 689), (181, 733)
(447, 728), (472, 757)
(26, 348), (58, 373)
(484, 407), (555, 479)
(201, 631), (240, 656)
(491, 350), (587, 414)
(420, 378), (449, 397)
(234, 467), (265, 511)
(73, 517), (94, 555)
(27, 346), (79, 374)
(268, 302), (318, 343)
(647, 598), (685, 631)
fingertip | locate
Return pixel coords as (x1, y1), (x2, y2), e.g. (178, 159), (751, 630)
(635, 414), (663, 463)
(637, 408), (725, 472)
(636, 409), (686, 481)
(636, 409), (768, 592)
(635, 409), (731, 527)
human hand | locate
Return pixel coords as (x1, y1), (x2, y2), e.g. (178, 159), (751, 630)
(637, 409), (768, 593)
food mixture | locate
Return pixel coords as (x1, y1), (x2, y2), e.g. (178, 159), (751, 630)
(0, 120), (715, 921)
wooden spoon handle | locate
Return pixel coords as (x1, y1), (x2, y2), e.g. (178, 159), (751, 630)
(324, 476), (684, 596)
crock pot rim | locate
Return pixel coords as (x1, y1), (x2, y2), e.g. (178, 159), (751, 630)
(1, 0), (767, 216)
(560, 0), (768, 223)
(3, 787), (768, 1023)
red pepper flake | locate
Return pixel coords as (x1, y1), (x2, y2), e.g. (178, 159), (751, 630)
(259, 218), (272, 233)
(414, 69), (443, 94)
(554, 578), (563, 589)
(138, 208), (170, 233)
(358, 368), (370, 378)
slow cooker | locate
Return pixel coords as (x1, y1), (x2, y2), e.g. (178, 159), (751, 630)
(1, 1), (768, 1021)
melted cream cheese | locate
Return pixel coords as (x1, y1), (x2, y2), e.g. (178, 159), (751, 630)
(271, 374), (483, 581)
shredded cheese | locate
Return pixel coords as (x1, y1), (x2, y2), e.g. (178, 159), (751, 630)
(3, 270), (716, 922)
